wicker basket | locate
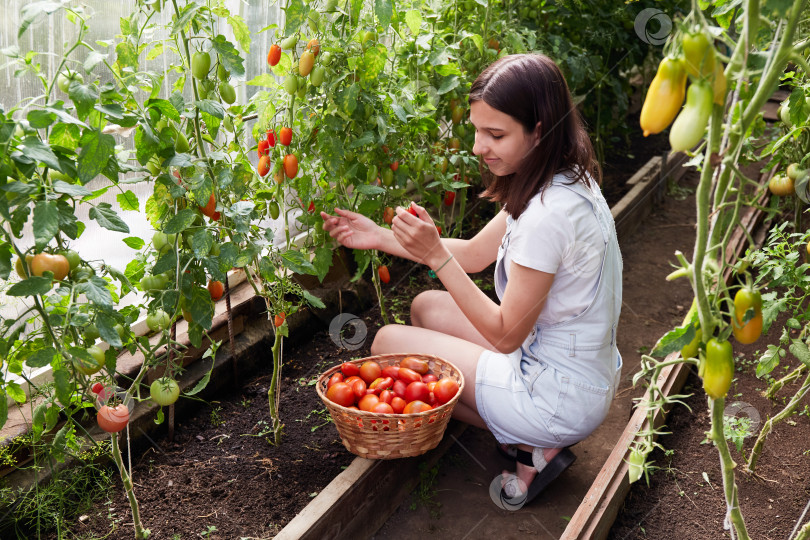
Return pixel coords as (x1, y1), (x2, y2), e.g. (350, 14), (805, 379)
(316, 353), (465, 459)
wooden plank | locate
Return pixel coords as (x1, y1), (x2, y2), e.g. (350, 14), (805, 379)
(611, 156), (661, 241)
(275, 420), (467, 540)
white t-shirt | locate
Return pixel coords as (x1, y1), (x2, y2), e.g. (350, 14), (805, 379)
(495, 176), (605, 326)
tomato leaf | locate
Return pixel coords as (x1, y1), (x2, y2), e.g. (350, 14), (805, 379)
(115, 191), (139, 213)
(211, 34), (245, 77)
(5, 381), (26, 404)
(301, 288), (326, 310)
(95, 312), (122, 348)
(0, 243), (11, 280)
(359, 45), (388, 83)
(32, 403), (47, 442)
(79, 276), (114, 308)
(26, 347), (57, 368)
(52, 366), (72, 408)
(152, 250), (178, 275)
(374, 0), (393, 28)
(123, 236), (145, 250)
(68, 83), (100, 120)
(756, 345), (784, 378)
(348, 131), (376, 149)
(404, 10), (422, 35)
(350, 0), (363, 25)
(313, 246), (333, 283)
(164, 208), (198, 234)
(6, 276), (53, 296)
(78, 130), (115, 184)
(789, 340), (810, 369)
(53, 180), (92, 197)
(0, 391), (7, 431)
(19, 137), (62, 171)
(90, 202), (130, 233)
(438, 75), (460, 95)
(651, 324), (695, 358)
(172, 2), (203, 34)
(192, 230), (214, 259)
(183, 357), (215, 397)
(281, 249), (317, 275)
(28, 110), (56, 129)
(33, 200), (59, 250)
(226, 14), (251, 53)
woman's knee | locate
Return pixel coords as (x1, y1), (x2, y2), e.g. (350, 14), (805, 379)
(410, 290), (446, 328)
(370, 324), (399, 356)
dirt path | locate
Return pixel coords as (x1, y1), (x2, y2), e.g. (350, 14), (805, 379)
(372, 170), (700, 540)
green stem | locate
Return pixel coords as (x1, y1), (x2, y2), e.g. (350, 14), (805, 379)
(710, 397), (750, 539)
(766, 364), (807, 399)
(747, 369), (810, 472)
(267, 329), (284, 445)
(111, 435), (149, 539)
(371, 254), (389, 325)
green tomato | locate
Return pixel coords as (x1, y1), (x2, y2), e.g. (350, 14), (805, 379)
(297, 84), (307, 99)
(83, 323), (100, 341)
(669, 81), (713, 153)
(146, 309), (171, 332)
(219, 82), (236, 104)
(140, 274), (168, 292)
(152, 231), (177, 253)
(269, 201), (281, 220)
(146, 157), (161, 176)
(703, 338), (734, 399)
(362, 30), (377, 49)
(114, 324), (126, 340)
(191, 51), (211, 80)
(325, 0), (338, 11)
(209, 242), (221, 256)
(310, 66), (325, 87)
(280, 34), (298, 50)
(381, 168), (394, 187)
(175, 131), (190, 153)
(59, 250), (81, 270)
(320, 51), (333, 66)
(150, 377), (180, 406)
(75, 346), (105, 375)
(217, 63), (229, 81)
(56, 71), (83, 93)
(284, 74), (298, 95)
(414, 154), (426, 172)
(223, 116), (234, 132)
(781, 104), (793, 127)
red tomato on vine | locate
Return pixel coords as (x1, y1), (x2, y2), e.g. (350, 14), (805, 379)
(378, 265), (390, 284)
(267, 44), (281, 67)
(279, 126), (292, 146)
(284, 154), (299, 178)
(257, 139), (270, 157)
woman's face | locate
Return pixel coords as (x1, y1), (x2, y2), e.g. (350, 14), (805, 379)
(470, 100), (538, 176)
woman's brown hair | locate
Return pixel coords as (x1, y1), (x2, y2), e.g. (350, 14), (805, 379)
(469, 54), (601, 219)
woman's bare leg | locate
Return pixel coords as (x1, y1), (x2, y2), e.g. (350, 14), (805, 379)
(410, 290), (499, 350)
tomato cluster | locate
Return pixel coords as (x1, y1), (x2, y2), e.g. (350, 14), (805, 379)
(324, 358), (459, 414)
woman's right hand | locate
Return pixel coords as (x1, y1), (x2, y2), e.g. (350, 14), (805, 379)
(320, 208), (380, 250)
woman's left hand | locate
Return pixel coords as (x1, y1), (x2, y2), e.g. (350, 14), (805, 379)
(391, 203), (448, 267)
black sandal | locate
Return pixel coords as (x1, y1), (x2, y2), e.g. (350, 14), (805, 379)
(491, 447), (577, 510)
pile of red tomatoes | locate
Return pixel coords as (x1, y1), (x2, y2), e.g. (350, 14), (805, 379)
(325, 357), (460, 414)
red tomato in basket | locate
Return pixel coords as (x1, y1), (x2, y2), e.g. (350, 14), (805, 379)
(427, 382), (437, 392)
(358, 394), (380, 412)
(381, 365), (400, 379)
(391, 397), (407, 414)
(403, 400), (432, 414)
(400, 356), (429, 374)
(434, 378), (460, 405)
(371, 402), (394, 414)
(405, 381), (430, 403)
(427, 392), (437, 406)
(326, 382), (355, 407)
(327, 373), (344, 388)
(370, 376), (394, 391)
(350, 379), (367, 399)
(398, 367), (422, 385)
(379, 390), (394, 404)
(422, 373), (438, 384)
(341, 362), (360, 377)
(360, 361), (382, 384)
(392, 380), (407, 399)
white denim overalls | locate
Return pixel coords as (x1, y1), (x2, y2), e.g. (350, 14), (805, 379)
(475, 175), (623, 448)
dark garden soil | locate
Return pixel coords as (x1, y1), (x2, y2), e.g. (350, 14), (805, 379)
(609, 306), (810, 540)
(56, 125), (671, 540)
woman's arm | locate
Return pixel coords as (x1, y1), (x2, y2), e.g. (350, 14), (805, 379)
(392, 209), (552, 353)
(321, 205), (507, 273)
